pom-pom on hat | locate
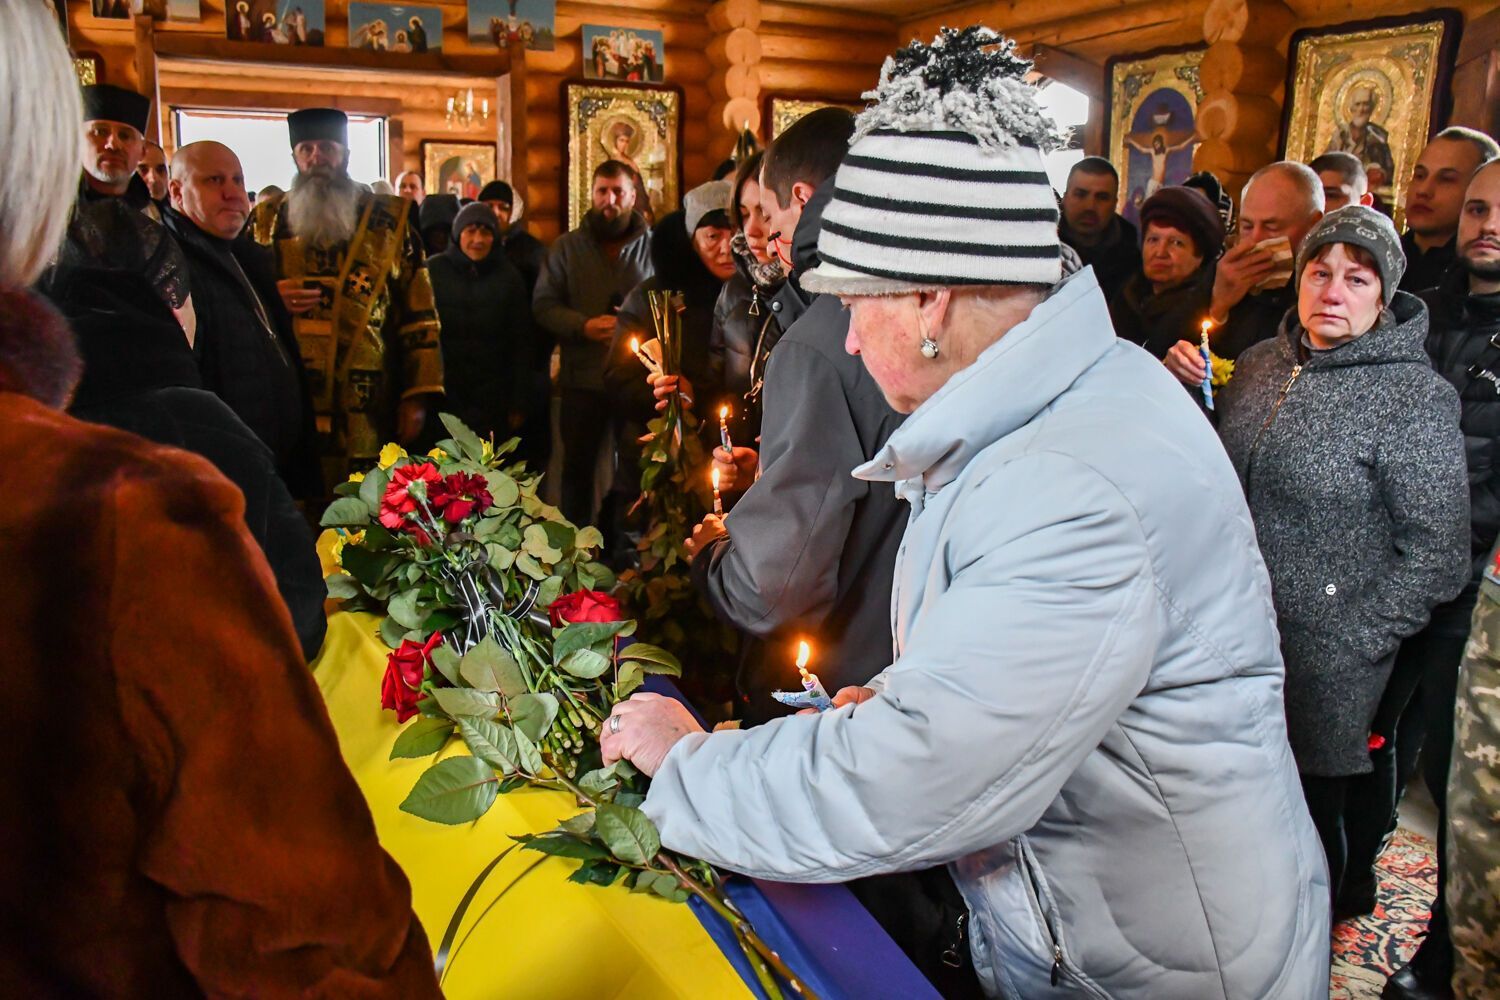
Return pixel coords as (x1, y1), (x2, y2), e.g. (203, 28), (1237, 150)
(81, 85), (151, 133)
(287, 108), (348, 148)
(800, 27), (1066, 297)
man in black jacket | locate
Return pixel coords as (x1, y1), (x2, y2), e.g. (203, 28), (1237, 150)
(41, 264), (327, 663)
(1372, 158), (1500, 1000)
(1399, 127), (1500, 295)
(162, 140), (321, 500)
(1058, 156), (1140, 302)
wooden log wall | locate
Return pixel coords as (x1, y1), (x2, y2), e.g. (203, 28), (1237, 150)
(901, 0), (1500, 193)
(66, 0), (897, 244)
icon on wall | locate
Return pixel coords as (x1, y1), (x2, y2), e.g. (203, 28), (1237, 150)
(226, 0), (325, 45)
(467, 0), (554, 51)
(349, 3), (441, 52)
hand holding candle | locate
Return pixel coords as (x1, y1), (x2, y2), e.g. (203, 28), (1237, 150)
(630, 336), (662, 376)
(1198, 319), (1216, 412)
(771, 640), (833, 712)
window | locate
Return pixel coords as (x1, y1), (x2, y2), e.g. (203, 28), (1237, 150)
(172, 108), (387, 193)
(1034, 81), (1091, 196)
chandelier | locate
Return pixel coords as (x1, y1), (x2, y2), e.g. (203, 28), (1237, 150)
(446, 88), (489, 130)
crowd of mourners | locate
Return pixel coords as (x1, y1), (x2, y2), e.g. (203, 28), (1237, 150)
(3, 2), (1499, 996)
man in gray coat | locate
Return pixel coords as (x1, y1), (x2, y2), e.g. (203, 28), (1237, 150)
(604, 28), (1328, 998)
(532, 160), (652, 527)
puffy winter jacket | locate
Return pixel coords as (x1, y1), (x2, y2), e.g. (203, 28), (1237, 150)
(645, 268), (1330, 998)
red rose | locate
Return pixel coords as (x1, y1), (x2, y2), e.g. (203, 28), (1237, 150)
(429, 472), (494, 523)
(380, 631), (444, 723)
(549, 589), (624, 627)
(379, 462), (442, 534)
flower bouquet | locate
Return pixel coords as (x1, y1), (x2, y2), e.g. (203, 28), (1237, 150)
(321, 414), (810, 999)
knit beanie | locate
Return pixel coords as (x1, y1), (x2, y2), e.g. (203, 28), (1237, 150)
(683, 179), (733, 235)
(1138, 186), (1225, 259)
(1295, 204), (1405, 306)
(800, 27), (1065, 296)
(452, 201), (500, 241)
(418, 193), (460, 234)
(478, 180), (514, 205)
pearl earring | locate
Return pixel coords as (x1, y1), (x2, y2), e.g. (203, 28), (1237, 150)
(920, 337), (939, 359)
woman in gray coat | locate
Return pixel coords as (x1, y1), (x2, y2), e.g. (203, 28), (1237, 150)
(1217, 205), (1470, 905)
(600, 30), (1330, 998)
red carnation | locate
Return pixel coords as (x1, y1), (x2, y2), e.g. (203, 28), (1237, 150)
(430, 472), (494, 523)
(379, 462), (441, 536)
(381, 631), (444, 723)
(549, 589), (624, 627)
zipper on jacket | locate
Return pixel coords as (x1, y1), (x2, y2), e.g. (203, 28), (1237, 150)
(940, 911), (968, 969)
(1251, 362), (1304, 455)
(1051, 946), (1062, 987)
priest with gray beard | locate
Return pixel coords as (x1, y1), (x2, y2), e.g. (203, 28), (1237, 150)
(249, 107), (444, 484)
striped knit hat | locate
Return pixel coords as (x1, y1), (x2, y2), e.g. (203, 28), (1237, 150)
(801, 27), (1065, 296)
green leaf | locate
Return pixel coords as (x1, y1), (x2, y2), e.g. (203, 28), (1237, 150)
(459, 636), (528, 696)
(509, 692), (559, 742)
(333, 478), (362, 497)
(512, 726), (544, 773)
(540, 521), (576, 552)
(399, 756), (498, 825)
(440, 412), (486, 463)
(358, 466), (390, 511)
(514, 552), (547, 581)
(594, 802), (661, 865)
(567, 859), (624, 887)
(649, 873), (689, 903)
(486, 542), (517, 571)
(522, 524), (563, 563)
(432, 687), (501, 719)
(387, 590), (426, 630)
(559, 647), (611, 680)
(574, 526), (605, 551)
(340, 545), (395, 589)
(389, 716), (454, 759)
(618, 642), (682, 676)
(615, 661), (645, 698)
(379, 615), (408, 650)
(320, 496), (371, 527)
(429, 644), (462, 686)
(553, 620), (635, 664)
(536, 575), (564, 611)
(454, 715), (519, 772)
(560, 811), (596, 837)
(484, 471), (521, 508)
(515, 831), (611, 860)
(578, 767), (620, 798)
(325, 572), (361, 599)
(494, 522), (523, 549)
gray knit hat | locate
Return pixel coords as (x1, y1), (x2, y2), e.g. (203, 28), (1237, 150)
(683, 179), (733, 235)
(800, 27), (1065, 296)
(452, 200), (499, 241)
(1295, 204), (1406, 306)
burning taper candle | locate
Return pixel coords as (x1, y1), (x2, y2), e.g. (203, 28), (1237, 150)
(795, 641), (833, 712)
(1199, 319), (1215, 412)
(629, 336), (661, 376)
(711, 466), (724, 516)
(718, 404), (733, 453)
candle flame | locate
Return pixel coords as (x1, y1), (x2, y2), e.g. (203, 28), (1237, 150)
(719, 404), (729, 419)
(629, 337), (639, 353)
(796, 641), (811, 670)
(712, 466), (720, 490)
(1201, 318), (1213, 334)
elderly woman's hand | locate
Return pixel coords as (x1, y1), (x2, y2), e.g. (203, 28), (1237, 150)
(712, 446), (759, 493)
(684, 514), (727, 560)
(600, 693), (705, 777)
(1163, 340), (1208, 386)
(796, 685), (877, 715)
(648, 373), (695, 410)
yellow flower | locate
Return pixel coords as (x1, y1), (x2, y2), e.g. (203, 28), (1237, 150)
(378, 442), (407, 469)
(428, 446), (450, 462)
(1210, 353), (1236, 388)
(347, 470), (366, 484)
(332, 529), (365, 567)
(480, 439), (495, 464)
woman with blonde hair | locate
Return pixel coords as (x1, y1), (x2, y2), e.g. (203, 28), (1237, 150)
(0, 2), (440, 993)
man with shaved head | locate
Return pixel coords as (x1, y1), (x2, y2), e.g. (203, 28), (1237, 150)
(1164, 160), (1324, 388)
(162, 140), (320, 498)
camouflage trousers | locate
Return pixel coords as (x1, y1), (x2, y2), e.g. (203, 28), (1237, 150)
(1448, 578), (1500, 999)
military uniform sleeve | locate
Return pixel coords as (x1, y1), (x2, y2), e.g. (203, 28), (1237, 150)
(108, 452), (440, 997)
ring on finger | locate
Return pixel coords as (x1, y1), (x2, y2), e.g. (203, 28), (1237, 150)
(608, 713), (622, 734)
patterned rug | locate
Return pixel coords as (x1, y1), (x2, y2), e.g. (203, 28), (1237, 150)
(1330, 827), (1438, 999)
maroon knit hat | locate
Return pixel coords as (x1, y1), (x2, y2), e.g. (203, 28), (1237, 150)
(1139, 185), (1225, 259)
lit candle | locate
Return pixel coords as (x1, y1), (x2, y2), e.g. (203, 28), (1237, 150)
(629, 336), (660, 375)
(718, 404), (733, 454)
(1199, 318), (1215, 412)
(711, 466), (724, 515)
(796, 641), (832, 711)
